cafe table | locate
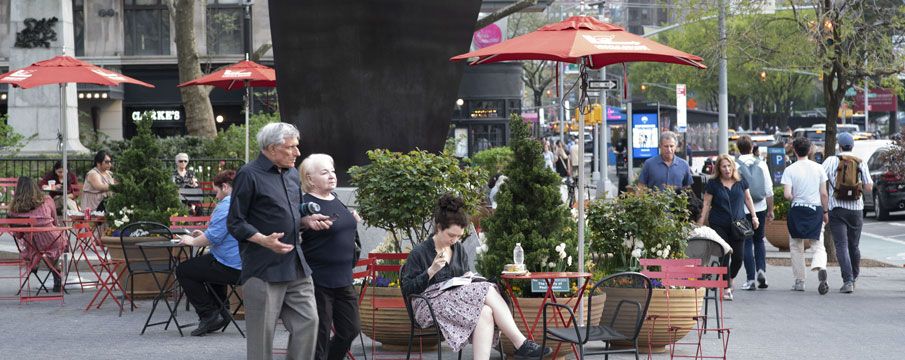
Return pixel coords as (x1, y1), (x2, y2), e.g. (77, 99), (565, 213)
(500, 271), (592, 358)
(136, 239), (193, 336)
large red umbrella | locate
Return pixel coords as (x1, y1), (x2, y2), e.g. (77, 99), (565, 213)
(451, 16), (706, 69)
(0, 55), (155, 216)
(178, 59), (277, 162)
(451, 16), (706, 302)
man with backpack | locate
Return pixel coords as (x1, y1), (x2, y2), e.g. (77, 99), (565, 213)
(735, 136), (774, 290)
(822, 133), (872, 293)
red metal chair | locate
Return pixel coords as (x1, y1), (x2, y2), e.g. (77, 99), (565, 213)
(169, 215), (210, 232)
(0, 217), (36, 302)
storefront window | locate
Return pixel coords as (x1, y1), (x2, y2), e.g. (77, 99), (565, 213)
(470, 124), (506, 154)
(124, 0), (171, 56)
(73, 0), (84, 56)
(207, 0), (245, 55)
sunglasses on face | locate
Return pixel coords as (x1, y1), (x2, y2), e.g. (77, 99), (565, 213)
(177, 160), (188, 163)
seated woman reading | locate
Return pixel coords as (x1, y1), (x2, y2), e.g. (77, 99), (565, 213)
(401, 194), (551, 360)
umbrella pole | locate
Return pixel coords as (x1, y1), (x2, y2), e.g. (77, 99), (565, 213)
(60, 83), (69, 220)
(576, 59), (587, 327)
(245, 80), (250, 163)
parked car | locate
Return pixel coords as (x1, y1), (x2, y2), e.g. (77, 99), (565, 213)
(861, 142), (905, 220)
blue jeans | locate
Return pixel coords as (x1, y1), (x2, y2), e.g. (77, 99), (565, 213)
(744, 210), (767, 281)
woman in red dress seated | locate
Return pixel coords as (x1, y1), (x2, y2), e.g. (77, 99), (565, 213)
(9, 176), (66, 292)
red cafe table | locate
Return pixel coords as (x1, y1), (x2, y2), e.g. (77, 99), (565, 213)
(501, 271), (592, 358)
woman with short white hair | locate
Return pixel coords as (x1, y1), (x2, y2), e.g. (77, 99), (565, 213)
(298, 153), (362, 360)
(173, 153), (199, 188)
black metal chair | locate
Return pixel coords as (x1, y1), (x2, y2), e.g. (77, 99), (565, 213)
(204, 281), (245, 338)
(541, 272), (653, 360)
(405, 293), (462, 360)
(117, 221), (185, 335)
(685, 237), (728, 334)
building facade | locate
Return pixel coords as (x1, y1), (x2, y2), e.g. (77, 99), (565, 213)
(0, 0), (275, 143)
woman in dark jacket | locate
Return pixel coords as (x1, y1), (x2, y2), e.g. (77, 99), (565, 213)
(299, 154), (361, 360)
(699, 154), (759, 301)
(401, 194), (550, 360)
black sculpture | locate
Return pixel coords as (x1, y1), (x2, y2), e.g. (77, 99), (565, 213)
(268, 0), (482, 184)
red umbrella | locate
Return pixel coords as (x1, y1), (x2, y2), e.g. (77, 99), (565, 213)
(178, 59), (277, 162)
(451, 16), (706, 69)
(0, 55), (155, 216)
(450, 16), (706, 300)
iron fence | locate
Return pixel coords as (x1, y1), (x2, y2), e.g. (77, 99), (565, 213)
(0, 157), (245, 182)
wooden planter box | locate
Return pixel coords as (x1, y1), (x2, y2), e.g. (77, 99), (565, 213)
(359, 286), (439, 351)
(607, 287), (705, 354)
(764, 220), (809, 251)
(500, 294), (606, 359)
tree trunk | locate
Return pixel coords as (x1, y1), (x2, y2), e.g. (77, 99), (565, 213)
(171, 0), (216, 138)
(533, 90), (543, 108)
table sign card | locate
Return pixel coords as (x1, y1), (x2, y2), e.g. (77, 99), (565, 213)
(530, 278), (570, 293)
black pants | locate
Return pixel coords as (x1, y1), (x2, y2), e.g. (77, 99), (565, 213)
(711, 223), (745, 285)
(175, 253), (241, 318)
(314, 285), (361, 360)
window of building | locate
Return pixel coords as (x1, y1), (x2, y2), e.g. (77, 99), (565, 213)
(470, 124), (506, 154)
(124, 0), (171, 56)
(207, 0), (246, 55)
(467, 100), (504, 119)
(73, 0), (84, 56)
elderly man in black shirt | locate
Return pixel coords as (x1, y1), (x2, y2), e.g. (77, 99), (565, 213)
(228, 122), (332, 360)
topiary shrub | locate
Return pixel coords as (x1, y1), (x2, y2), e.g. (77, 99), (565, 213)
(471, 146), (514, 177)
(105, 113), (185, 227)
(349, 149), (486, 253)
(476, 114), (576, 279)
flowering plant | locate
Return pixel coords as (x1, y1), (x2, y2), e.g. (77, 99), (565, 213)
(586, 187), (692, 275)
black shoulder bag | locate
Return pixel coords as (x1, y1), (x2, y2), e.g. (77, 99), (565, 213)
(725, 184), (754, 239)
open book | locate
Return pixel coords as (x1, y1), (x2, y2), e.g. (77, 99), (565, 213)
(439, 272), (486, 291)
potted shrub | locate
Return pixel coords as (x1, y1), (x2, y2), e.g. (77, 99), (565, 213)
(349, 148), (485, 349)
(100, 114), (186, 298)
(474, 115), (602, 357)
(585, 188), (703, 353)
(764, 186), (809, 251)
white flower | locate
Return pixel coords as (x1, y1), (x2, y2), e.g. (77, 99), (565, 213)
(631, 249), (642, 258)
(555, 243), (566, 252)
(656, 250), (663, 257)
(481, 244), (488, 252)
(665, 245), (671, 253)
(567, 256), (572, 266)
(622, 238), (633, 249)
(548, 262), (556, 269)
(122, 215), (130, 223)
(559, 250), (567, 259)
(114, 220), (123, 227)
(635, 241), (645, 250)
(475, 247), (483, 255)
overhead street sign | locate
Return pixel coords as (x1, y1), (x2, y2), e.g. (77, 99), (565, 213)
(588, 79), (620, 91)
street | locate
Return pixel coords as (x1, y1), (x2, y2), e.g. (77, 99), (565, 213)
(861, 210), (905, 266)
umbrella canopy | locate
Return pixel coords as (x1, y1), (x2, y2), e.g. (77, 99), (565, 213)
(0, 55), (154, 218)
(451, 16), (706, 69)
(177, 60), (276, 90)
(0, 55), (155, 88)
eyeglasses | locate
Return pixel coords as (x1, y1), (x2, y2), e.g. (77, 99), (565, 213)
(177, 160), (188, 163)
(103, 160), (113, 164)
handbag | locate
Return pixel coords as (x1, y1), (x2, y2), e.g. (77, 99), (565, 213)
(724, 184), (754, 239)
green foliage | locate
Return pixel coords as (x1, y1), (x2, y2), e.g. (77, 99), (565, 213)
(586, 188), (691, 275)
(477, 114), (576, 279)
(201, 112), (279, 159)
(0, 114), (26, 152)
(105, 113), (184, 226)
(471, 146), (514, 177)
(349, 149), (487, 253)
(772, 185), (790, 220)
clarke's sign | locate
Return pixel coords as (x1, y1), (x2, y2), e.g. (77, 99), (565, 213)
(132, 110), (182, 121)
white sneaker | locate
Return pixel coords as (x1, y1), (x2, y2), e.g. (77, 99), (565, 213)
(741, 280), (756, 291)
(792, 279), (805, 291)
(722, 288), (734, 301)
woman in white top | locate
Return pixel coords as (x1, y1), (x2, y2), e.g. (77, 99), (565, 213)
(81, 150), (116, 211)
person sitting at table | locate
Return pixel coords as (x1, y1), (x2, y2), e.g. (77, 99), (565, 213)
(401, 194), (551, 360)
(172, 153), (199, 188)
(39, 160), (81, 215)
(81, 150), (115, 212)
(9, 176), (66, 292)
(174, 170), (241, 336)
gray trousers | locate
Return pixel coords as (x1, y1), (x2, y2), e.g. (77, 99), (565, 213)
(244, 276), (319, 360)
(828, 208), (863, 283)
